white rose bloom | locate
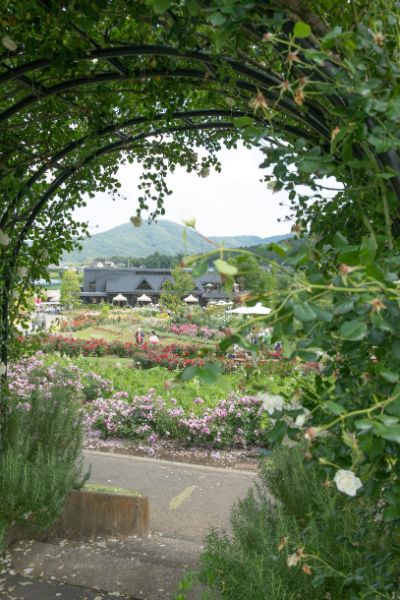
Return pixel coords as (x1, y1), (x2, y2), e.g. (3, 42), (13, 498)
(2, 35), (17, 51)
(0, 230), (10, 246)
(334, 469), (363, 497)
(0, 362), (6, 376)
(266, 180), (278, 191)
(258, 392), (284, 415)
(295, 413), (307, 427)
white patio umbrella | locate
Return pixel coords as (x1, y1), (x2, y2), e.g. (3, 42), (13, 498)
(227, 302), (271, 315)
(137, 293), (152, 303)
(112, 293), (127, 303)
(183, 294), (199, 303)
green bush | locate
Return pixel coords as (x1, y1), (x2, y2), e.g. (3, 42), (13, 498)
(0, 383), (87, 549)
(192, 448), (399, 599)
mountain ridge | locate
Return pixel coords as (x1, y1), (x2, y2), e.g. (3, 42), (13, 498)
(64, 220), (290, 263)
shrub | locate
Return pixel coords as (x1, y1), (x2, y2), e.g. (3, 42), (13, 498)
(0, 382), (87, 549)
(192, 448), (399, 599)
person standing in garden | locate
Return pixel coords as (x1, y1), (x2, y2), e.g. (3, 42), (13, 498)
(135, 327), (145, 344)
(149, 331), (159, 344)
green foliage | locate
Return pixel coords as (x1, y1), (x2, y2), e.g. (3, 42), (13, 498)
(99, 303), (110, 321)
(60, 270), (81, 307)
(192, 448), (399, 599)
(160, 266), (194, 314)
(0, 384), (86, 549)
(233, 254), (276, 294)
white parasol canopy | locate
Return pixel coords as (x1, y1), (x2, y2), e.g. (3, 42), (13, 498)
(227, 302), (271, 315)
(112, 293), (127, 303)
(137, 293), (152, 303)
(183, 294), (199, 303)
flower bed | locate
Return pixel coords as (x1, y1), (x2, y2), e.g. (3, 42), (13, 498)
(7, 355), (293, 451)
(84, 390), (269, 448)
(170, 323), (219, 339)
(38, 335), (206, 370)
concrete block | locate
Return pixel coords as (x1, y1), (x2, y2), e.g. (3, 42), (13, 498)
(7, 487), (150, 544)
(57, 489), (149, 538)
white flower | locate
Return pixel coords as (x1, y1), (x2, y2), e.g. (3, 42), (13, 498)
(334, 469), (362, 497)
(259, 392), (284, 415)
(281, 434), (298, 448)
(2, 35), (17, 51)
(198, 166), (210, 178)
(182, 216), (196, 229)
(130, 215), (142, 227)
(295, 413), (307, 427)
(0, 230), (10, 246)
(266, 179), (278, 192)
(0, 362), (6, 376)
(17, 266), (28, 278)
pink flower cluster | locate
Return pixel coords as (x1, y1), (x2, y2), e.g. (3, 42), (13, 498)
(85, 390), (267, 449)
(170, 323), (218, 339)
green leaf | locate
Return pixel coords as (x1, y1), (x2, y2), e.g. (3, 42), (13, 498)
(208, 11), (226, 26)
(373, 423), (400, 443)
(297, 347), (323, 361)
(293, 302), (317, 322)
(267, 421), (288, 444)
(282, 337), (295, 358)
(384, 505), (400, 522)
(333, 300), (354, 315)
(333, 232), (348, 249)
(355, 419), (374, 432)
(186, 0), (199, 16)
(268, 243), (287, 258)
(303, 49), (327, 65)
(339, 320), (368, 341)
(386, 397), (400, 418)
(191, 260), (208, 278)
(387, 96), (400, 121)
(321, 26), (343, 49)
(196, 363), (222, 384)
(178, 363), (222, 384)
(178, 365), (197, 382)
(313, 306), (333, 322)
(326, 400), (345, 415)
(219, 334), (241, 352)
(214, 259), (238, 276)
(150, 0), (170, 14)
(233, 116), (254, 128)
(359, 236), (377, 265)
(377, 367), (399, 384)
(293, 21), (311, 38)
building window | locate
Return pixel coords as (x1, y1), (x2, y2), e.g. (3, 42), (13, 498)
(137, 279), (153, 290)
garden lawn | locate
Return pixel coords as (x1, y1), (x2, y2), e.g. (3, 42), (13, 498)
(42, 353), (242, 412)
(71, 324), (215, 348)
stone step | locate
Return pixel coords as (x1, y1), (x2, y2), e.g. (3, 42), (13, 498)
(9, 534), (204, 600)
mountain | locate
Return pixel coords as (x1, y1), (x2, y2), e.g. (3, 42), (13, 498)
(64, 220), (290, 263)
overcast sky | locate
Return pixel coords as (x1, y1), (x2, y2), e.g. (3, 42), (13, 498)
(72, 143), (293, 238)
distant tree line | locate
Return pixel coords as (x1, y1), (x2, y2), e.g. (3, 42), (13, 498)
(91, 252), (183, 269)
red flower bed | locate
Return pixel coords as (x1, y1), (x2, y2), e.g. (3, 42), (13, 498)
(38, 336), (205, 370)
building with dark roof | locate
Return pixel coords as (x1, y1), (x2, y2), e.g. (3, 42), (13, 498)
(80, 267), (229, 306)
